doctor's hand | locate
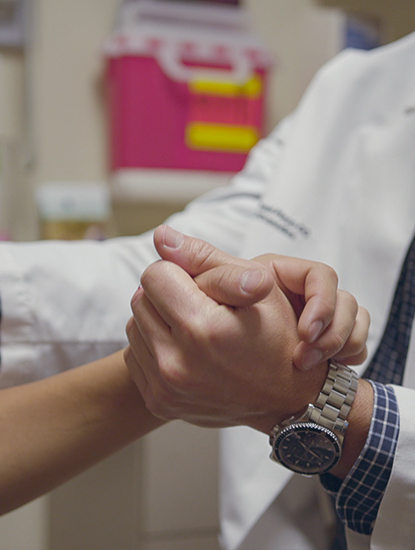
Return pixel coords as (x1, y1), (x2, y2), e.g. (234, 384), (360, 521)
(125, 249), (328, 434)
(149, 226), (370, 371)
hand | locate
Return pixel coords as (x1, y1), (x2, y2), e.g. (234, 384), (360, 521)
(252, 254), (370, 370)
(125, 230), (334, 433)
(150, 226), (370, 370)
(125, 259), (328, 433)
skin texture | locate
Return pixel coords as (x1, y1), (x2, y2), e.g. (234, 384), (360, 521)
(125, 226), (372, 477)
(0, 351), (164, 515)
(152, 225), (370, 370)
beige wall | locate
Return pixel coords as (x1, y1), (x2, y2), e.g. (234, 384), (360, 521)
(30, 0), (117, 184)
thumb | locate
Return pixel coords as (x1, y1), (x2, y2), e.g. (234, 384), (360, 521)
(195, 265), (273, 307)
(154, 225), (273, 306)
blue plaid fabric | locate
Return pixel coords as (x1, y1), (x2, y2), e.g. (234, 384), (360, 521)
(323, 233), (415, 539)
(322, 382), (399, 535)
(364, 233), (415, 384)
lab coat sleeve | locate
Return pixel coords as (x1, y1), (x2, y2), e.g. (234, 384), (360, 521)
(0, 117), (294, 388)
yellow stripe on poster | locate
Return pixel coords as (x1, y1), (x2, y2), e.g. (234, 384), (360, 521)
(186, 123), (259, 152)
(189, 75), (262, 98)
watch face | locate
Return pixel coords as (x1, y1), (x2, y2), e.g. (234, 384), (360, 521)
(271, 422), (341, 475)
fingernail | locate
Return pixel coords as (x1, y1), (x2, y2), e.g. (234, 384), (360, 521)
(308, 320), (324, 343)
(162, 226), (184, 249)
(241, 269), (265, 294)
(302, 348), (323, 370)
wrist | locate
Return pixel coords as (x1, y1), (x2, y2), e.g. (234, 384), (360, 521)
(329, 378), (374, 479)
(251, 359), (330, 435)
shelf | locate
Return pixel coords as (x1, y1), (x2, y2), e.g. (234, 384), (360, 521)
(111, 168), (235, 203)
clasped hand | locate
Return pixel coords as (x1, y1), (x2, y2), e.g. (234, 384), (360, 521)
(125, 226), (369, 434)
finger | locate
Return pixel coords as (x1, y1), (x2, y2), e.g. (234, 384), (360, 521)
(153, 225), (273, 305)
(125, 314), (155, 364)
(125, 315), (156, 384)
(259, 254), (339, 343)
(195, 265), (273, 306)
(130, 282), (176, 364)
(125, 311), (180, 417)
(293, 299), (369, 370)
(123, 344), (148, 396)
(336, 347), (368, 366)
(332, 306), (370, 365)
(139, 258), (220, 328)
(293, 289), (357, 369)
(154, 225), (241, 275)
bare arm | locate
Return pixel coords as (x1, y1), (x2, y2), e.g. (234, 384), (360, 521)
(0, 350), (164, 515)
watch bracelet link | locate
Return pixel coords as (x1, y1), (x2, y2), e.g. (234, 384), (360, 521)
(306, 361), (359, 441)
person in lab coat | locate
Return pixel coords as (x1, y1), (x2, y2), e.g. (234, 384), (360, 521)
(1, 25), (415, 550)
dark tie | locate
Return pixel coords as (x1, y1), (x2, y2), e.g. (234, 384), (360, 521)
(331, 232), (415, 550)
(364, 232), (415, 384)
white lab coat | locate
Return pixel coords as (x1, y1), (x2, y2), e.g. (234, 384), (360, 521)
(1, 30), (415, 550)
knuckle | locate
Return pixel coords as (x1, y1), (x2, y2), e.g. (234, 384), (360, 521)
(123, 346), (133, 365)
(144, 383), (177, 420)
(191, 240), (218, 271)
(330, 331), (347, 353)
(156, 351), (192, 391)
(318, 331), (347, 356)
(314, 262), (339, 288)
(160, 363), (188, 389)
(343, 290), (359, 314)
(359, 306), (371, 330)
(179, 311), (210, 344)
(324, 264), (339, 285)
(338, 346), (368, 365)
(144, 396), (172, 420)
(140, 262), (155, 284)
(125, 317), (136, 339)
(344, 331), (367, 356)
(141, 259), (178, 288)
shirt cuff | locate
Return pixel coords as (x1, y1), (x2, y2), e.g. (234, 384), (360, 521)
(320, 381), (399, 535)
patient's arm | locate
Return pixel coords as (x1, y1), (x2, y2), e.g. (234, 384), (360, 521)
(0, 350), (164, 515)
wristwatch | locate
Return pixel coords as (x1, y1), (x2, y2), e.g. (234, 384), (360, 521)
(269, 361), (358, 475)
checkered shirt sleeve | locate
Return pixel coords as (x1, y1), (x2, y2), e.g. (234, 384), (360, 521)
(321, 381), (399, 535)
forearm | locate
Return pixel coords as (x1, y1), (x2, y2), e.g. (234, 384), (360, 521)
(0, 350), (164, 515)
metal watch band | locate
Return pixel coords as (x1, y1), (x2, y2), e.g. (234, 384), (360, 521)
(306, 361), (359, 441)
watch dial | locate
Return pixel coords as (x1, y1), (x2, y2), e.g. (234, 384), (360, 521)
(273, 423), (341, 475)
